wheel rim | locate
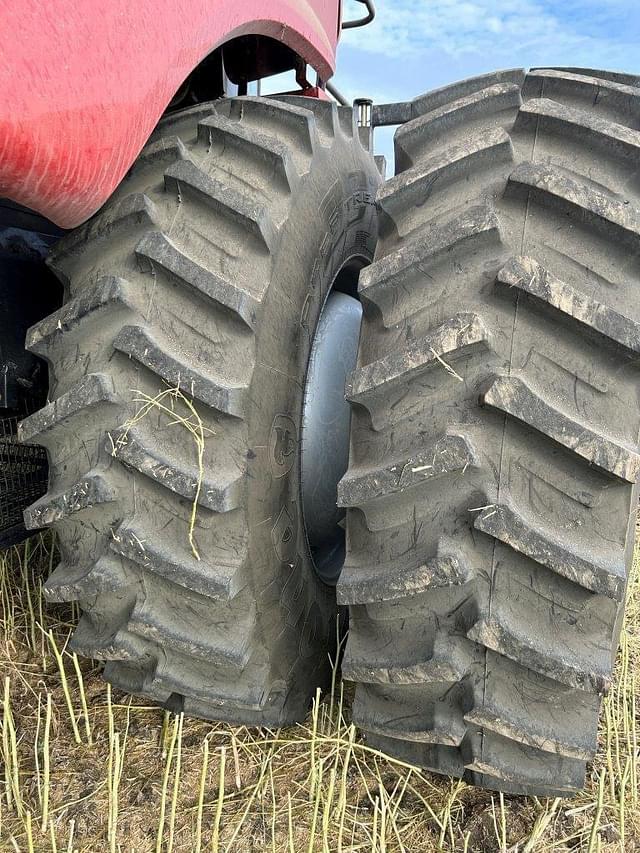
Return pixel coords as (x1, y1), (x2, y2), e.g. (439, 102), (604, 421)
(301, 287), (363, 585)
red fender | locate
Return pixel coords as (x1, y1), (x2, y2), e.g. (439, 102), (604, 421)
(0, 0), (340, 227)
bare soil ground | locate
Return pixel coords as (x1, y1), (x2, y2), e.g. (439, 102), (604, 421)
(1, 533), (638, 852)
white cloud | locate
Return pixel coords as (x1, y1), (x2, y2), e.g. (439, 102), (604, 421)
(341, 0), (640, 67)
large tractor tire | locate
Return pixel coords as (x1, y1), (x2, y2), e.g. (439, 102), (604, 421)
(19, 97), (379, 724)
(339, 68), (640, 795)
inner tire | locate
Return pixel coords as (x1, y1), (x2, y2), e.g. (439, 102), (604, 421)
(20, 96), (379, 724)
(339, 68), (640, 794)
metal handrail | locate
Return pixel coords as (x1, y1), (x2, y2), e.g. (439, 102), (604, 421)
(325, 81), (349, 105)
(342, 0), (376, 29)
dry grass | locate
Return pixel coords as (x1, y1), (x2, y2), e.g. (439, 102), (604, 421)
(0, 534), (638, 852)
(108, 386), (212, 561)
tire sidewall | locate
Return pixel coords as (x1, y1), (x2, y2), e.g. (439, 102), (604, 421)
(247, 131), (379, 710)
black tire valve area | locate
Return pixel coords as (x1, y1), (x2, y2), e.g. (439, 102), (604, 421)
(338, 67), (640, 796)
(19, 95), (380, 728)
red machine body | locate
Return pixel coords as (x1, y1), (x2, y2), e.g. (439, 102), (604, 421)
(0, 0), (341, 228)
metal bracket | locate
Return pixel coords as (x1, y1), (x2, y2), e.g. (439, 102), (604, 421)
(354, 98), (373, 151)
(342, 0), (376, 30)
(371, 101), (413, 128)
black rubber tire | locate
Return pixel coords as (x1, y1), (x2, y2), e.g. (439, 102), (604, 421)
(19, 96), (379, 725)
(339, 68), (640, 795)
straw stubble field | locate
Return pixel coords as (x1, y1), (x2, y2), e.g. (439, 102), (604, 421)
(1, 532), (639, 852)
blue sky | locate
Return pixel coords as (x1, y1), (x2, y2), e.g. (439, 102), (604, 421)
(337, 0), (640, 166)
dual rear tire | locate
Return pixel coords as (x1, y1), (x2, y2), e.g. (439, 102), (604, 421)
(20, 96), (379, 725)
(339, 67), (640, 795)
(22, 68), (640, 794)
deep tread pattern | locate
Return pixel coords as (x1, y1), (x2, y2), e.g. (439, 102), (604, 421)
(473, 501), (626, 600)
(358, 203), (500, 321)
(25, 97), (379, 727)
(48, 193), (162, 269)
(143, 654), (271, 712)
(378, 128), (512, 224)
(497, 256), (640, 354)
(127, 586), (254, 668)
(113, 324), (246, 416)
(163, 159), (277, 251)
(19, 373), (118, 444)
(70, 615), (140, 662)
(353, 683), (468, 746)
(44, 556), (129, 604)
(533, 66), (640, 88)
(466, 610), (612, 693)
(271, 95), (341, 142)
(343, 67), (640, 795)
(464, 732), (586, 794)
(338, 432), (477, 505)
(229, 97), (316, 157)
(336, 545), (471, 605)
(523, 69), (640, 122)
(197, 113), (297, 191)
(517, 98), (640, 161)
(109, 522), (245, 600)
(24, 471), (116, 528)
(396, 83), (522, 167)
(346, 314), (489, 406)
(131, 136), (190, 170)
(135, 231), (260, 329)
(107, 426), (244, 512)
(410, 69), (525, 117)
(464, 653), (599, 761)
(507, 161), (640, 245)
(26, 276), (138, 356)
(481, 373), (640, 482)
(343, 626), (470, 685)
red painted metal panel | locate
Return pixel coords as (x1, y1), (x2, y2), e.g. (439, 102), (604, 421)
(0, 0), (340, 228)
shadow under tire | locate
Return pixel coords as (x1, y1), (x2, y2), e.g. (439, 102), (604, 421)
(20, 96), (379, 724)
(340, 67), (640, 795)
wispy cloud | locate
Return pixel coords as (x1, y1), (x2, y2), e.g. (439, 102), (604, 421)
(337, 0), (639, 165)
(342, 0), (640, 68)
